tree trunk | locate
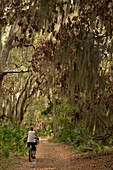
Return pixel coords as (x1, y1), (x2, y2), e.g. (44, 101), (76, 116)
(0, 23), (18, 119)
(20, 90), (28, 124)
(0, 22), (18, 88)
(9, 95), (14, 123)
(53, 96), (57, 138)
(0, 26), (2, 53)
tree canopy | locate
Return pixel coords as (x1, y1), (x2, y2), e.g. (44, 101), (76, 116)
(0, 0), (113, 142)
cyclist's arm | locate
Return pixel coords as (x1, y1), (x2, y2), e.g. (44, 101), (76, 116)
(35, 132), (38, 139)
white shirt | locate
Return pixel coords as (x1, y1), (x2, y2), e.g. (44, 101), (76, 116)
(27, 130), (35, 143)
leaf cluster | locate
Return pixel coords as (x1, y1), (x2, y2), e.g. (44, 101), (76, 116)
(0, 124), (27, 159)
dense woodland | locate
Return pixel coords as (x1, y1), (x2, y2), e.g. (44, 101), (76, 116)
(0, 0), (113, 162)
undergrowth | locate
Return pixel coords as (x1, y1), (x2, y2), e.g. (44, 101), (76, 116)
(0, 124), (27, 160)
(51, 123), (113, 154)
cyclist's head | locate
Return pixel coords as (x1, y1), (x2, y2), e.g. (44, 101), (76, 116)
(30, 126), (34, 131)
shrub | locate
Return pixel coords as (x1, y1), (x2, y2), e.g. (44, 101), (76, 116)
(0, 124), (27, 158)
(57, 128), (72, 143)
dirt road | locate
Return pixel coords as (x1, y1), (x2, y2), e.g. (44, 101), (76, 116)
(9, 138), (113, 170)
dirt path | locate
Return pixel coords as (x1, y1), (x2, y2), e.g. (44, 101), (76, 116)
(9, 138), (113, 170)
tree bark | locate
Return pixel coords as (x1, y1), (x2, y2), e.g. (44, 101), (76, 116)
(0, 22), (18, 88)
(53, 96), (57, 138)
(0, 26), (2, 53)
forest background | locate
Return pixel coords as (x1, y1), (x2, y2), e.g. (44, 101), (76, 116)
(0, 0), (113, 168)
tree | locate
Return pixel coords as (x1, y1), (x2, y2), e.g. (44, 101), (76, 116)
(0, 0), (38, 123)
(1, 0), (113, 135)
(30, 0), (113, 137)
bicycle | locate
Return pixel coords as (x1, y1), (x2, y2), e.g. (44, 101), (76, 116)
(28, 146), (33, 162)
(28, 137), (39, 162)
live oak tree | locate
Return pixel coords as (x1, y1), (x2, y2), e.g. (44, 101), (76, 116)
(0, 0), (74, 124)
(31, 0), (113, 137)
(0, 0), (113, 140)
(0, 0), (36, 123)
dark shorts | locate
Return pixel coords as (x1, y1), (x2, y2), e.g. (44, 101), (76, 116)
(27, 142), (36, 151)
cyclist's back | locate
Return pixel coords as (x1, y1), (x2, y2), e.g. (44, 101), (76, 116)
(27, 130), (36, 143)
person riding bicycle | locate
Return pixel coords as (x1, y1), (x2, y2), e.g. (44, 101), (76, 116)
(27, 126), (39, 159)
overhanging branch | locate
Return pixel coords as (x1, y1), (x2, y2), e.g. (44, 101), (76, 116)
(2, 70), (30, 74)
(0, 70), (30, 80)
(10, 42), (35, 50)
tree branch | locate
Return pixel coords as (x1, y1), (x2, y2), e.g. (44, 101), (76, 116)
(97, 115), (109, 129)
(92, 131), (112, 141)
(0, 70), (30, 80)
(10, 43), (35, 50)
(91, 115), (113, 141)
(15, 74), (32, 117)
(2, 70), (30, 74)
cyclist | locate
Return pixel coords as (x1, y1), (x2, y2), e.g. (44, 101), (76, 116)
(27, 126), (39, 159)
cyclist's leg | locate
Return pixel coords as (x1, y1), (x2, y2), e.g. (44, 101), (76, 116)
(27, 142), (30, 152)
(32, 143), (36, 158)
(34, 143), (37, 156)
(27, 142), (33, 156)
(27, 142), (31, 161)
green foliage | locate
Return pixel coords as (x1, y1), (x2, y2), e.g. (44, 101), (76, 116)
(3, 146), (10, 158)
(75, 145), (91, 153)
(57, 128), (72, 143)
(55, 122), (112, 153)
(56, 122), (86, 145)
(41, 101), (53, 115)
(0, 124), (27, 159)
(45, 129), (53, 136)
(72, 123), (87, 147)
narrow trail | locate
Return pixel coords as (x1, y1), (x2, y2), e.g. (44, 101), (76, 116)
(9, 138), (113, 170)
